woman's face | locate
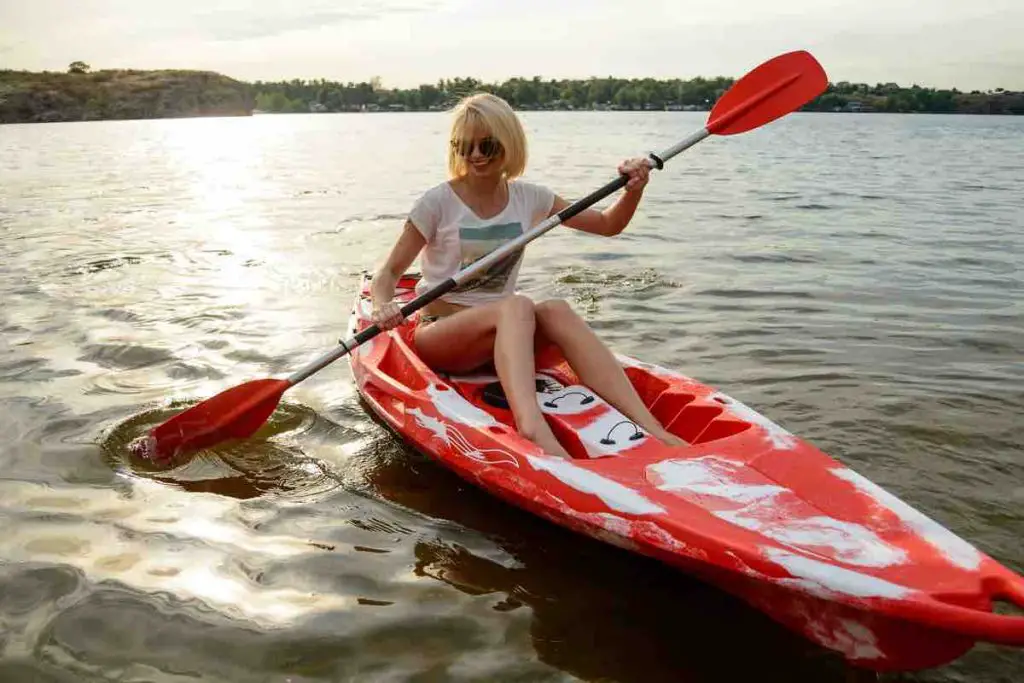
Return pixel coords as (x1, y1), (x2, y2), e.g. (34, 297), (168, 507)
(454, 124), (504, 180)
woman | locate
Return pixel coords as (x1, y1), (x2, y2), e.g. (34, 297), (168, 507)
(370, 92), (684, 459)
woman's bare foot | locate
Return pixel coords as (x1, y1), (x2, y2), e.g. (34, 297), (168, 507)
(650, 428), (687, 448)
(520, 420), (573, 459)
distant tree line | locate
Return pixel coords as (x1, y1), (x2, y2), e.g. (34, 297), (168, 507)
(2, 62), (1021, 125)
(252, 75), (1024, 115)
(808, 81), (1022, 115)
(252, 75), (736, 113)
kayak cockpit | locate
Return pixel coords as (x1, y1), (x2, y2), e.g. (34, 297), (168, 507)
(443, 358), (755, 460)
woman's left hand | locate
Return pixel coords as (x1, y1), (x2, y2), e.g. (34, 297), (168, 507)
(618, 157), (651, 194)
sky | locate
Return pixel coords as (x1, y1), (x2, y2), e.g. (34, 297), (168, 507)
(1, 0), (1022, 91)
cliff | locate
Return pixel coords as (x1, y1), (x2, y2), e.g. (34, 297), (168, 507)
(0, 69), (253, 124)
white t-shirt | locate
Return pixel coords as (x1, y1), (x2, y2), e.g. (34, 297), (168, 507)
(408, 179), (556, 306)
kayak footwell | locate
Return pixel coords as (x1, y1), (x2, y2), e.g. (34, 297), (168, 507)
(349, 272), (1024, 672)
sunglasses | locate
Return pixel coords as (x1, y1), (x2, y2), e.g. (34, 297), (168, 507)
(451, 136), (503, 159)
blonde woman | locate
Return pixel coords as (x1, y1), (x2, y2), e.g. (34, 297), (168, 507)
(370, 93), (684, 459)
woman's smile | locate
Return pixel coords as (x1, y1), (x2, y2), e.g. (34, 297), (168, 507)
(468, 154), (500, 175)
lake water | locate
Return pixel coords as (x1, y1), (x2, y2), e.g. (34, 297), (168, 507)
(1, 111), (1022, 682)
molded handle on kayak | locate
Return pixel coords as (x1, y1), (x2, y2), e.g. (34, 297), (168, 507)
(1001, 574), (1024, 608)
(921, 601), (1024, 646)
(880, 573), (1024, 646)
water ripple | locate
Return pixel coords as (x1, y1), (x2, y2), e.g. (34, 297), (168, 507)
(0, 111), (1021, 682)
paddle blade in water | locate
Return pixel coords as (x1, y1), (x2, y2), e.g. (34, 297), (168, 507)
(708, 50), (828, 136)
(134, 378), (292, 462)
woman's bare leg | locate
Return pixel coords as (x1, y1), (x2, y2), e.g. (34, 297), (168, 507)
(535, 299), (686, 447)
(414, 296), (571, 458)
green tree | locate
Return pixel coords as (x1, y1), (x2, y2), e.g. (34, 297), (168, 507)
(513, 79), (538, 106)
(613, 86), (637, 109)
(255, 91), (294, 112)
(68, 61), (90, 74)
(418, 84), (442, 108)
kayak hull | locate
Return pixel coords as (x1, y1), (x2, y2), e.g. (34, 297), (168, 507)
(348, 272), (1024, 672)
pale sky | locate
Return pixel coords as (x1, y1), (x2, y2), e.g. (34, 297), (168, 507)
(2, 0), (1022, 90)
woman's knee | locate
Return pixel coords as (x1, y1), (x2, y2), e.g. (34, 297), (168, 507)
(535, 298), (577, 325)
(501, 294), (536, 323)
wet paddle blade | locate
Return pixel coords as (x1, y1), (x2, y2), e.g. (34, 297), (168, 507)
(708, 50), (828, 136)
(138, 378), (292, 462)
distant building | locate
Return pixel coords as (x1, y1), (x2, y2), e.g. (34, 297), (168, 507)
(845, 99), (875, 113)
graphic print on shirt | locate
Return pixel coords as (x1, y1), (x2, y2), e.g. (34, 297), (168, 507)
(453, 221), (524, 294)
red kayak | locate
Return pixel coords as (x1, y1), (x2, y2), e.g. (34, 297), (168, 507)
(349, 272), (1024, 672)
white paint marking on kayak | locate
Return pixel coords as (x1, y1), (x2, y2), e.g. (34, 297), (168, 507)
(408, 408), (449, 444)
(566, 509), (641, 552)
(358, 298), (374, 319)
(710, 392), (796, 449)
(527, 455), (665, 516)
(765, 547), (914, 599)
(831, 467), (982, 571)
(802, 612), (885, 662)
(427, 383), (500, 428)
(649, 457), (907, 568)
(559, 508), (702, 556)
(724, 503), (908, 568)
(409, 407), (519, 468)
(649, 456), (786, 503)
(635, 521), (699, 556)
(726, 551), (771, 578)
(594, 512), (633, 536)
(833, 620), (884, 662)
(448, 427), (520, 469)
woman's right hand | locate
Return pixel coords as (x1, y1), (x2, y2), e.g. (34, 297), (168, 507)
(368, 220), (428, 331)
(371, 301), (404, 330)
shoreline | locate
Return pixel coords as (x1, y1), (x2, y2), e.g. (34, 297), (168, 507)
(3, 68), (1021, 125)
(3, 108), (1021, 126)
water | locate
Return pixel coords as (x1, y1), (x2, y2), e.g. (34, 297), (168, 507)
(1, 111), (1022, 682)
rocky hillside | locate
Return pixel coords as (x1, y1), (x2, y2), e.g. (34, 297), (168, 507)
(0, 69), (253, 124)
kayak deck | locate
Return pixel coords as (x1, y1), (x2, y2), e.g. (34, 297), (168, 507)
(348, 272), (1024, 672)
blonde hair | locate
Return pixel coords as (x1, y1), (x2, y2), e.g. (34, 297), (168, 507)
(447, 93), (528, 179)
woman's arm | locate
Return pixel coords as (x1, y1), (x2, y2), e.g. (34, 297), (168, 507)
(550, 157), (651, 237)
(369, 220), (427, 328)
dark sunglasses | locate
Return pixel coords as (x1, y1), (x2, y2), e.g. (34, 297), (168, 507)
(451, 136), (503, 159)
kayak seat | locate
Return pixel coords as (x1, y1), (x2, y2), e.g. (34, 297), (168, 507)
(479, 377), (565, 410)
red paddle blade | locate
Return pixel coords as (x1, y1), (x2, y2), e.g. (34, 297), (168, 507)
(134, 378), (291, 462)
(708, 50), (828, 136)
